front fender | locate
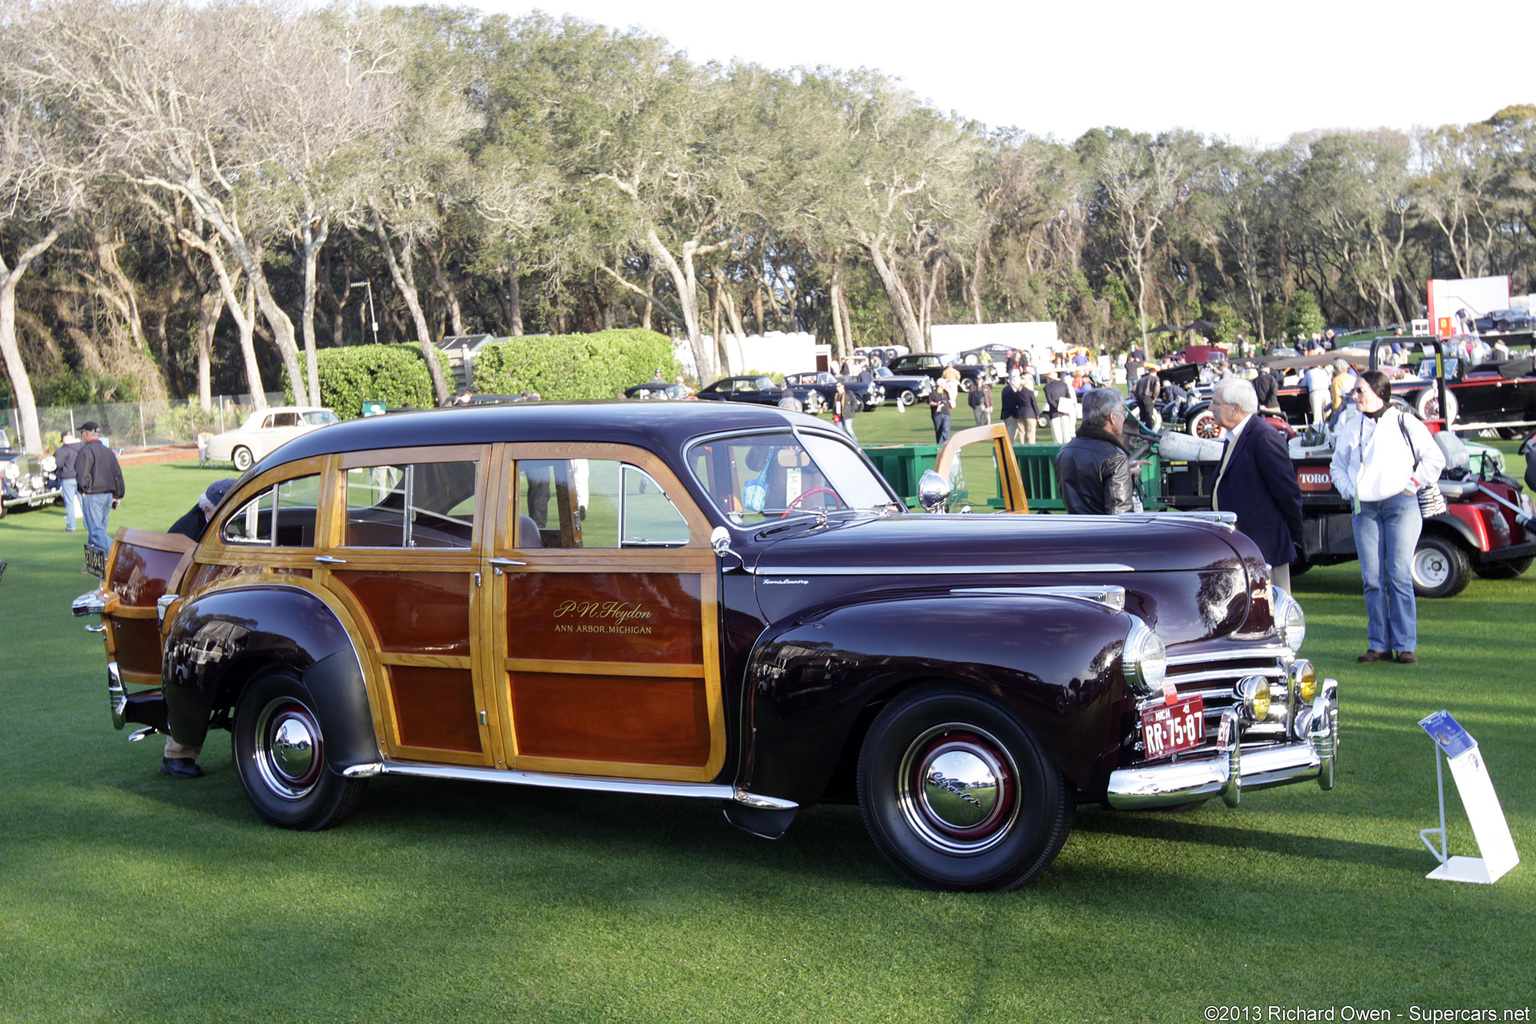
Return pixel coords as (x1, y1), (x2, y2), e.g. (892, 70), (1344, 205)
(163, 584), (377, 770)
(737, 592), (1139, 805)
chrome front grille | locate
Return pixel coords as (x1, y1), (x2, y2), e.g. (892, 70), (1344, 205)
(1133, 644), (1295, 759)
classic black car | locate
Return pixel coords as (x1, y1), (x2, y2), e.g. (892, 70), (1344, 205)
(73, 402), (1337, 891)
(694, 375), (790, 407)
(1182, 341), (1536, 438)
(872, 366), (935, 407)
(624, 382), (695, 401)
(1, 427), (61, 518)
(781, 371), (885, 413)
(1473, 309), (1536, 335)
(886, 353), (992, 392)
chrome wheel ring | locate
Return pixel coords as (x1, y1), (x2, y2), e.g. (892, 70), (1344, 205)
(897, 724), (1019, 855)
(253, 698), (323, 799)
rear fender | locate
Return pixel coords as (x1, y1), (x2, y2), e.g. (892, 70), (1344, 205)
(737, 592), (1137, 805)
(163, 583), (377, 770)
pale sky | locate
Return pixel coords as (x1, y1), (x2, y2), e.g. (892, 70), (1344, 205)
(470, 0), (1529, 147)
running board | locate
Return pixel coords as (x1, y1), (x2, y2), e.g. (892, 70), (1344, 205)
(341, 760), (797, 811)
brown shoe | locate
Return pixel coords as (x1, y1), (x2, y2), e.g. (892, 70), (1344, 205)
(1357, 650), (1389, 663)
(1395, 651), (1419, 665)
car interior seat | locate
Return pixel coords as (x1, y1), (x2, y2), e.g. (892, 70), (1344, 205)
(1432, 432), (1479, 500)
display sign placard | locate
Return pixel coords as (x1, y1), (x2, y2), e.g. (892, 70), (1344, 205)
(1418, 711), (1519, 884)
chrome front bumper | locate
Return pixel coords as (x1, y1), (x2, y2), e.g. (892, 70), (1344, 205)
(1106, 679), (1338, 810)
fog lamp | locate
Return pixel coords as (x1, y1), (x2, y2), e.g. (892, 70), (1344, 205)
(1237, 675), (1271, 721)
(1291, 659), (1317, 702)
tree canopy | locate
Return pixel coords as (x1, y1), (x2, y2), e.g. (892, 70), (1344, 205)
(2, 0), (1533, 452)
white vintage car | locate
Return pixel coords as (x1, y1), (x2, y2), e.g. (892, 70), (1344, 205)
(202, 406), (339, 471)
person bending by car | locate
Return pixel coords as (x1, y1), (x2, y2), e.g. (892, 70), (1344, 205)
(1054, 387), (1136, 515)
(1329, 370), (1444, 666)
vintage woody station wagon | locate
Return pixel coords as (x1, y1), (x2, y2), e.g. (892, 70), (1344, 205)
(76, 402), (1339, 891)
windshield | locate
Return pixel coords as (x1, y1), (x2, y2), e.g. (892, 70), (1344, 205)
(687, 430), (896, 525)
(302, 410), (340, 426)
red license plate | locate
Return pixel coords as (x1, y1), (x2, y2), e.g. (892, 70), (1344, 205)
(1140, 696), (1205, 760)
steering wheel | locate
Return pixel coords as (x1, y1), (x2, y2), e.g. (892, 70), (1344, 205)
(781, 487), (838, 517)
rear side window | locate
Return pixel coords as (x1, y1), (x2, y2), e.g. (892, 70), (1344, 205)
(221, 475), (322, 547)
(343, 461), (477, 548)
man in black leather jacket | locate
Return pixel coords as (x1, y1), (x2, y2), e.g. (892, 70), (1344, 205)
(1054, 387), (1135, 514)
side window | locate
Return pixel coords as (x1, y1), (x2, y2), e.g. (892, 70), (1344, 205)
(344, 461), (476, 548)
(515, 459), (688, 549)
(221, 474), (322, 547)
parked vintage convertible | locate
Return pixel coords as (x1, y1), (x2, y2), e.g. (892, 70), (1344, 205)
(72, 402), (1338, 891)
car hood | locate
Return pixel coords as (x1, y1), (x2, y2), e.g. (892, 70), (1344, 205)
(747, 512), (1268, 646)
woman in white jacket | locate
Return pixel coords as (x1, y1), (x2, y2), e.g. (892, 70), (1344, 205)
(1329, 370), (1445, 664)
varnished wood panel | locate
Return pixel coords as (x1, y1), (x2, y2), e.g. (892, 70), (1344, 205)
(505, 572), (702, 664)
(509, 671), (710, 766)
(331, 570), (471, 656)
(387, 665), (482, 753)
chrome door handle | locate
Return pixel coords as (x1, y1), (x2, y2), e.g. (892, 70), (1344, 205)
(488, 557), (526, 574)
(314, 555), (348, 565)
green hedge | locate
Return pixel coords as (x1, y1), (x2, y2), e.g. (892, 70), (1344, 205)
(470, 330), (679, 400)
(283, 344), (441, 418)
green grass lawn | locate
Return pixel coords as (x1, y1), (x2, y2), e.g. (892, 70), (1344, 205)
(2, 445), (1534, 1024)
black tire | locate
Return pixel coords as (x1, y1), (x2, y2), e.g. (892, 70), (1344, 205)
(1411, 532), (1472, 599)
(1289, 559), (1311, 577)
(958, 377), (976, 393)
(232, 446), (254, 472)
(899, 389), (917, 407)
(232, 668), (365, 830)
(1475, 556), (1533, 580)
(856, 686), (1073, 892)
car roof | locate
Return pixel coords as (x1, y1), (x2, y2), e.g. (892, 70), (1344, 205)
(265, 400), (824, 465)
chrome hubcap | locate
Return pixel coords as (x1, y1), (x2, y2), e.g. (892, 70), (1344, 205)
(254, 698), (322, 798)
(898, 725), (1018, 855)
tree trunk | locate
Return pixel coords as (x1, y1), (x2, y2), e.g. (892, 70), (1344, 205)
(372, 211), (450, 405)
(298, 211), (328, 408)
(864, 242), (926, 352)
(427, 243), (466, 337)
(0, 226), (66, 454)
(195, 288), (220, 410)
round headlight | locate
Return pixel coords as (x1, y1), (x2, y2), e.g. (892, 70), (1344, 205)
(1124, 619), (1167, 695)
(1291, 659), (1317, 703)
(1238, 675), (1271, 721)
(1273, 585), (1306, 653)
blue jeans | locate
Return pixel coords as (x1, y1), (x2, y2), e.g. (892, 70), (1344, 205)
(61, 478), (80, 530)
(1352, 492), (1421, 654)
(82, 491), (115, 553)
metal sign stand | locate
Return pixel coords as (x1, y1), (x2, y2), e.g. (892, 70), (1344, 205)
(1418, 711), (1519, 884)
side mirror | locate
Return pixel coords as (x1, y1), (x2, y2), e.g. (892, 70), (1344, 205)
(917, 469), (951, 513)
(710, 525), (746, 571)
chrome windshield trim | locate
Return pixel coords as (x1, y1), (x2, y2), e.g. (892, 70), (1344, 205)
(341, 761), (798, 810)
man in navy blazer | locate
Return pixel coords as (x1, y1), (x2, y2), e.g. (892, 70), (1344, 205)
(1209, 377), (1304, 590)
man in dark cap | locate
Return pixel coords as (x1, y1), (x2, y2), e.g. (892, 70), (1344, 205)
(168, 478), (237, 540)
(75, 422), (125, 554)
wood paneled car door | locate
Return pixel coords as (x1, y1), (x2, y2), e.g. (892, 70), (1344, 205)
(319, 446), (492, 766)
(488, 444), (725, 782)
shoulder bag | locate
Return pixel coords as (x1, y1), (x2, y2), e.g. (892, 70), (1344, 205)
(1398, 414), (1446, 518)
